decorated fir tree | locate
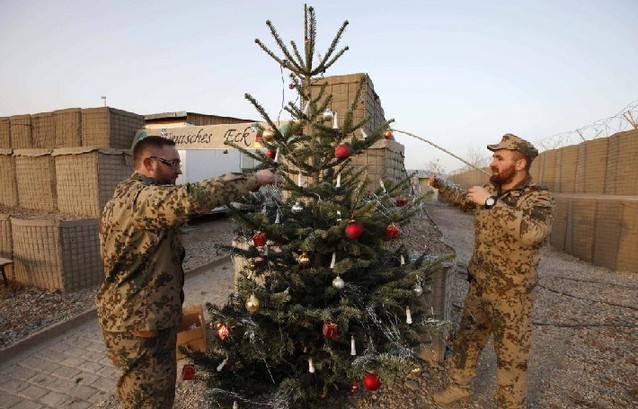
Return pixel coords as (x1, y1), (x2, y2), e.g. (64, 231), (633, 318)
(186, 6), (442, 408)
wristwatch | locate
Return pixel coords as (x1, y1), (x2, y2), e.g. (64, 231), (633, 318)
(484, 196), (497, 209)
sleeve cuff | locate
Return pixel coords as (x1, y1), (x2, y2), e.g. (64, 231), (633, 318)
(246, 175), (260, 192)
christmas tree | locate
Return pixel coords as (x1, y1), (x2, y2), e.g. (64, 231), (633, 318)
(186, 5), (442, 408)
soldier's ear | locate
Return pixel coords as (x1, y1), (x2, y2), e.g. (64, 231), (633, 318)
(515, 157), (527, 171)
(141, 156), (155, 172)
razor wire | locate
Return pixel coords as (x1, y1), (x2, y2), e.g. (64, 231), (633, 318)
(535, 100), (638, 151)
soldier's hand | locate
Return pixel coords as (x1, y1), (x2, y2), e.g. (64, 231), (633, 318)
(132, 329), (159, 338)
(467, 186), (491, 205)
(256, 169), (277, 185)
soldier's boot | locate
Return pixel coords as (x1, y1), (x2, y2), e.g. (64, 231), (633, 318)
(432, 384), (472, 405)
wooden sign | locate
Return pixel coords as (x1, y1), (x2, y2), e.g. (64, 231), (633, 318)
(136, 122), (267, 150)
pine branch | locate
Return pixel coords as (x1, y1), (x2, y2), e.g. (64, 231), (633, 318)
(289, 40), (305, 72)
(265, 20), (306, 73)
(316, 45), (350, 76)
(304, 6), (317, 73)
(312, 20), (350, 76)
(244, 93), (282, 143)
(254, 38), (297, 73)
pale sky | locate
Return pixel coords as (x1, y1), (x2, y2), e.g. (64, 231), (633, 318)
(1, 0), (637, 172)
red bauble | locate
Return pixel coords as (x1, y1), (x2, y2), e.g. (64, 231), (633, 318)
(322, 322), (338, 339)
(395, 197), (408, 207)
(351, 380), (359, 393)
(252, 231), (267, 247)
(386, 224), (400, 239)
(182, 364), (195, 381)
(362, 372), (381, 391)
(265, 149), (277, 159)
(216, 323), (231, 340)
(335, 144), (351, 160)
(345, 221), (364, 239)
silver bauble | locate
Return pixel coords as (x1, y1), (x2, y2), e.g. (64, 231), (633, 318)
(322, 109), (334, 121)
(413, 284), (424, 296)
(291, 201), (303, 213)
(332, 276), (345, 289)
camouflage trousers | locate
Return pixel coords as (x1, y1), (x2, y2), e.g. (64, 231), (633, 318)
(101, 327), (178, 409)
(450, 282), (534, 409)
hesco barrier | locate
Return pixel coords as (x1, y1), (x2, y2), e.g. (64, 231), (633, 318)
(448, 129), (638, 273)
(0, 117), (10, 148)
(53, 147), (132, 218)
(9, 114), (32, 149)
(32, 111), (56, 148)
(0, 149), (18, 207)
(53, 107), (82, 148)
(310, 73), (406, 185)
(1, 107), (143, 151)
(81, 107), (145, 149)
(10, 216), (102, 291)
(0, 105), (140, 291)
(0, 214), (11, 260)
(14, 149), (57, 212)
(349, 139), (405, 184)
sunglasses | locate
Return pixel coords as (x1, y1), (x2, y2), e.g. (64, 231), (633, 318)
(150, 156), (181, 170)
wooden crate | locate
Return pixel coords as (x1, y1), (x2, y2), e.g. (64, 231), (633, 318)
(177, 304), (207, 359)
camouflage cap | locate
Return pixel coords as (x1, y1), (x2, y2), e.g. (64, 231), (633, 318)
(487, 133), (538, 161)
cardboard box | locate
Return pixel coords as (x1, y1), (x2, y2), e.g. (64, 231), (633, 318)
(176, 304), (206, 359)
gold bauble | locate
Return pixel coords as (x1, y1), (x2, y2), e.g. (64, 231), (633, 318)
(297, 252), (311, 266)
(246, 294), (260, 313)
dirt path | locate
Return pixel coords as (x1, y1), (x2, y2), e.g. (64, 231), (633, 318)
(425, 201), (638, 408)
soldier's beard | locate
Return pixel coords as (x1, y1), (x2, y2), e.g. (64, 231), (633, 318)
(489, 165), (516, 186)
(155, 170), (178, 185)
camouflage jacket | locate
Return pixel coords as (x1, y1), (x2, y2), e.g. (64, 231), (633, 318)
(437, 175), (554, 291)
(96, 172), (259, 333)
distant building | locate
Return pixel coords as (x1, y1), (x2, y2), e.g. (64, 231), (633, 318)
(144, 111), (255, 129)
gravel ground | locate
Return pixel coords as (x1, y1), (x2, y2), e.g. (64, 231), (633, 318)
(0, 213), (237, 350)
(3, 202), (638, 408)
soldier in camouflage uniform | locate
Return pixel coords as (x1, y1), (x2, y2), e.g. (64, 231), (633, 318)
(96, 136), (275, 408)
(430, 134), (554, 409)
